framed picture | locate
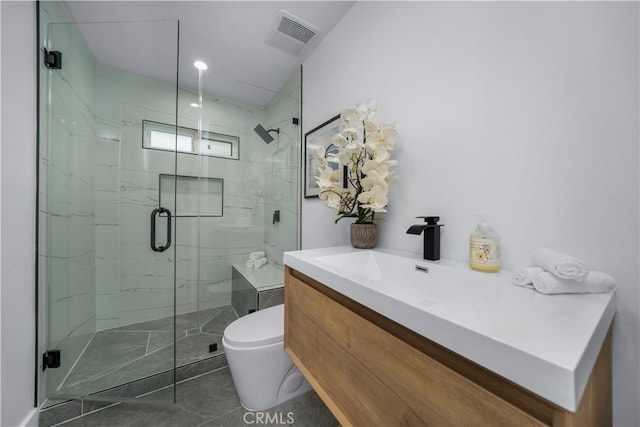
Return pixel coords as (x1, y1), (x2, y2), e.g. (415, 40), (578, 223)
(304, 114), (345, 198)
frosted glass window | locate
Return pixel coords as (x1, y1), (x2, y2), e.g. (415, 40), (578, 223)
(150, 130), (193, 152)
(143, 120), (239, 160)
(200, 138), (232, 157)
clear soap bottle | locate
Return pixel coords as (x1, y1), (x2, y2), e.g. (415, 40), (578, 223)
(469, 216), (500, 272)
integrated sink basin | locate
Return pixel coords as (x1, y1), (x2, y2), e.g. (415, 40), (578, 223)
(284, 246), (616, 412)
(316, 250), (444, 282)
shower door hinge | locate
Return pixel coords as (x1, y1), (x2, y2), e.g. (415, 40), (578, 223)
(42, 350), (61, 370)
(43, 49), (62, 69)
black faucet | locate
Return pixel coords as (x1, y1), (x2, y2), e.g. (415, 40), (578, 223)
(406, 216), (444, 261)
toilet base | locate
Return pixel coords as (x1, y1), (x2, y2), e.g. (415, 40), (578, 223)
(274, 364), (312, 409)
(223, 337), (312, 411)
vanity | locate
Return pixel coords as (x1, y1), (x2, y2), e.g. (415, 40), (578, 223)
(283, 247), (615, 426)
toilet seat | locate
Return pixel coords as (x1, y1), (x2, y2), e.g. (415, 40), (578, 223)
(223, 304), (284, 348)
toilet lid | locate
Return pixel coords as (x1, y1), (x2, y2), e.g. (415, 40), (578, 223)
(224, 304), (284, 348)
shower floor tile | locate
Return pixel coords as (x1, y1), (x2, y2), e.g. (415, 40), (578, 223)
(56, 306), (238, 398)
(57, 367), (338, 427)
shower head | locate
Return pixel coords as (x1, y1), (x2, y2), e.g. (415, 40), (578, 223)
(254, 124), (280, 144)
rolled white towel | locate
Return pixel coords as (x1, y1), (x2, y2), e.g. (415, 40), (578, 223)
(246, 259), (255, 268)
(532, 271), (616, 295)
(512, 267), (543, 287)
(253, 257), (267, 269)
(249, 251), (265, 260)
(531, 248), (587, 281)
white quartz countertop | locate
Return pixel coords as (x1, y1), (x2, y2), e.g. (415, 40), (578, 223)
(283, 246), (616, 412)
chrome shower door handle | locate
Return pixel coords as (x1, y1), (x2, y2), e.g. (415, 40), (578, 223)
(150, 207), (172, 252)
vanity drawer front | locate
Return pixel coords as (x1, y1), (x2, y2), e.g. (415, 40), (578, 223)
(284, 270), (546, 427)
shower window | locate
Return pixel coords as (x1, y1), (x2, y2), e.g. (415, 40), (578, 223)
(143, 120), (240, 159)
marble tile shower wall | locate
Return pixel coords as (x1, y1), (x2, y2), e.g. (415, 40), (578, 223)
(187, 88), (267, 319)
(94, 65), (267, 330)
(38, 0), (98, 393)
(263, 70), (301, 266)
(94, 65), (177, 330)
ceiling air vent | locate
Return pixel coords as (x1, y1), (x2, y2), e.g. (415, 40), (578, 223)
(266, 10), (320, 57)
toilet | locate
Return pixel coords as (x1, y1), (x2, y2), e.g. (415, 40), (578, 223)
(223, 304), (312, 411)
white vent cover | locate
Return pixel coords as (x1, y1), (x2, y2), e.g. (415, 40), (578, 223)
(266, 10), (320, 57)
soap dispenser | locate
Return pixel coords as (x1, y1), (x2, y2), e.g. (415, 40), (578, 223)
(469, 216), (500, 272)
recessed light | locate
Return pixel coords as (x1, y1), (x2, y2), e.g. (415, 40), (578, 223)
(193, 61), (208, 71)
(190, 103), (200, 108)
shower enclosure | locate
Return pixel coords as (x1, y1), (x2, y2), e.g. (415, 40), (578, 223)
(37, 1), (301, 407)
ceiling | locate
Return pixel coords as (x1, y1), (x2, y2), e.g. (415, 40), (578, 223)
(64, 1), (355, 107)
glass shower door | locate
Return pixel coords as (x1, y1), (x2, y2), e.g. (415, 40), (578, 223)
(40, 17), (179, 403)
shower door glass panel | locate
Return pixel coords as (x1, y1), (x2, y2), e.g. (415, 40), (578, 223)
(41, 17), (179, 404)
(185, 67), (301, 336)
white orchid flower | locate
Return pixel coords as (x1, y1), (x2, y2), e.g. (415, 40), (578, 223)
(372, 146), (390, 162)
(342, 126), (360, 139)
(364, 120), (377, 133)
(366, 122), (398, 150)
(326, 192), (342, 210)
(331, 133), (347, 147)
(311, 145), (325, 157)
(315, 155), (327, 169)
(362, 159), (381, 176)
(319, 101), (397, 223)
(338, 150), (356, 166)
(357, 184), (388, 212)
(341, 108), (358, 122)
(355, 101), (376, 121)
(361, 174), (389, 192)
(317, 167), (342, 188)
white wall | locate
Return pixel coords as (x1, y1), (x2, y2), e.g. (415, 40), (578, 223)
(0, 0), (2, 422)
(1, 1), (38, 426)
(1, 2), (3, 422)
(303, 2), (639, 426)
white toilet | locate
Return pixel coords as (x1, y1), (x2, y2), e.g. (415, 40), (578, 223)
(223, 304), (312, 411)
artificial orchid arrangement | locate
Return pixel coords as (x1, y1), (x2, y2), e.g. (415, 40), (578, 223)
(314, 101), (398, 224)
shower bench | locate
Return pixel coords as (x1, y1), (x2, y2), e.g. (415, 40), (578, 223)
(231, 262), (285, 316)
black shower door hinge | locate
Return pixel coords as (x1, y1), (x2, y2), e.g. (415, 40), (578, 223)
(42, 349), (61, 370)
(43, 49), (62, 69)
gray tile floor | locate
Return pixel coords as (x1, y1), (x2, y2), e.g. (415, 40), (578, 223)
(55, 367), (338, 427)
(58, 307), (238, 397)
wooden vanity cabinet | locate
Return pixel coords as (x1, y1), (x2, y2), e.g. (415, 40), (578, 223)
(284, 267), (611, 427)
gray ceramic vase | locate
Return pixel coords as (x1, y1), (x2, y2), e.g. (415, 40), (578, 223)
(350, 223), (377, 249)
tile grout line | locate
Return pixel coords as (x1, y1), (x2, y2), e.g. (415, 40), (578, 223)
(61, 336), (172, 390)
(55, 331), (97, 392)
(136, 364), (230, 399)
(45, 356), (229, 426)
(51, 306), (237, 401)
(52, 402), (121, 426)
(194, 405), (243, 427)
(61, 327), (197, 390)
